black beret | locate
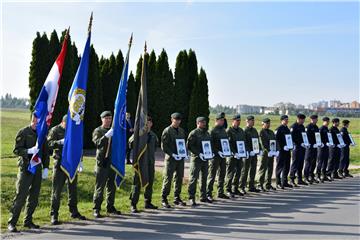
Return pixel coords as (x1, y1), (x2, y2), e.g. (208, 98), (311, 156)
(280, 115), (289, 121)
(262, 118), (271, 123)
(171, 112), (182, 119)
(310, 114), (318, 119)
(216, 113), (224, 120)
(100, 111), (112, 118)
(220, 112), (225, 117)
(62, 114), (68, 122)
(322, 117), (330, 121)
(196, 116), (207, 123)
(332, 118), (340, 123)
(297, 113), (306, 119)
(147, 116), (152, 121)
(342, 119), (350, 125)
(232, 114), (241, 120)
(247, 115), (255, 121)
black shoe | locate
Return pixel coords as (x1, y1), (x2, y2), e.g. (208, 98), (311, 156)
(233, 189), (243, 196)
(290, 180), (298, 187)
(298, 180), (308, 186)
(190, 198), (198, 207)
(248, 187), (261, 193)
(258, 185), (267, 192)
(240, 188), (247, 195)
(162, 199), (171, 208)
(345, 173), (353, 178)
(268, 185), (277, 191)
(174, 197), (187, 206)
(107, 207), (121, 215)
(218, 193), (230, 199)
(145, 202), (158, 209)
(304, 178), (312, 185)
(71, 212), (86, 220)
(23, 221), (40, 229)
(333, 173), (342, 179)
(323, 175), (331, 182)
(207, 196), (214, 203)
(7, 224), (18, 232)
(93, 210), (103, 218)
(226, 192), (235, 198)
(131, 205), (139, 213)
(51, 215), (61, 225)
(277, 184), (285, 190)
(283, 182), (293, 188)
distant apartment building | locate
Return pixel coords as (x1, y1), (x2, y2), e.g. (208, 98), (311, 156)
(236, 104), (266, 114)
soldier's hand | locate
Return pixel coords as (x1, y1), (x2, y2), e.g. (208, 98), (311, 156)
(336, 144), (342, 149)
(249, 151), (255, 157)
(246, 151), (249, 158)
(313, 144), (318, 148)
(105, 129), (114, 138)
(258, 150), (263, 156)
(275, 151), (280, 157)
(27, 146), (39, 155)
(283, 146), (289, 151)
(78, 162), (84, 172)
(218, 151), (225, 158)
(301, 143), (306, 148)
(42, 168), (49, 179)
(199, 153), (205, 161)
(172, 153), (182, 160)
(59, 138), (65, 145)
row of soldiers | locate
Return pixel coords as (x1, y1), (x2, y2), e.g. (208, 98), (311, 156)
(7, 111), (355, 232)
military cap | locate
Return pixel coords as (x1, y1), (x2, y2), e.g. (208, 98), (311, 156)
(62, 115), (68, 122)
(297, 113), (306, 119)
(171, 112), (182, 119)
(262, 118), (271, 123)
(310, 114), (318, 119)
(342, 119), (350, 125)
(216, 113), (224, 120)
(322, 116), (330, 121)
(220, 112), (226, 117)
(196, 116), (207, 123)
(232, 114), (241, 120)
(280, 115), (289, 121)
(332, 118), (340, 123)
(246, 115), (255, 121)
(100, 111), (112, 118)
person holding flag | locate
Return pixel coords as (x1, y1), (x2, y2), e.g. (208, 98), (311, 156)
(7, 26), (70, 233)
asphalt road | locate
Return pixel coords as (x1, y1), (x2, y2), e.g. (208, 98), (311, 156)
(3, 176), (360, 240)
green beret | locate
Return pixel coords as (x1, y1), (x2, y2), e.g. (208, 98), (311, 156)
(62, 115), (68, 122)
(196, 116), (207, 123)
(232, 114), (241, 120)
(171, 112), (182, 119)
(262, 118), (270, 123)
(216, 113), (224, 120)
(247, 115), (255, 121)
(280, 115), (288, 121)
(100, 111), (112, 118)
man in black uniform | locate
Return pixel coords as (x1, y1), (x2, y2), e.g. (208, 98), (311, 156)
(315, 117), (332, 182)
(327, 118), (344, 180)
(289, 113), (309, 186)
(304, 115), (320, 184)
(339, 119), (354, 178)
(275, 115), (293, 189)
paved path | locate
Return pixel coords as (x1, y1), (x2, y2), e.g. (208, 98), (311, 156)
(3, 176), (360, 240)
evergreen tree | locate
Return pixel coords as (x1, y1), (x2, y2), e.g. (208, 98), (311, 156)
(101, 53), (119, 111)
(48, 30), (61, 63)
(147, 50), (157, 120)
(115, 49), (124, 80)
(126, 71), (137, 119)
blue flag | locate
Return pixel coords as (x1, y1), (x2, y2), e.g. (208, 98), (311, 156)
(61, 32), (91, 182)
(111, 37), (132, 188)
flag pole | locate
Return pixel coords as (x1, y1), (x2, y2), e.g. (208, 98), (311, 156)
(105, 33), (133, 159)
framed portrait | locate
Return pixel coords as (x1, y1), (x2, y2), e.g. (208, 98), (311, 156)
(176, 139), (187, 158)
(285, 134), (294, 149)
(201, 141), (213, 160)
(301, 132), (310, 146)
(236, 141), (246, 158)
(315, 132), (322, 146)
(220, 139), (231, 157)
(327, 132), (334, 145)
(336, 133), (345, 146)
(349, 134), (356, 145)
(269, 140), (276, 152)
(252, 138), (260, 154)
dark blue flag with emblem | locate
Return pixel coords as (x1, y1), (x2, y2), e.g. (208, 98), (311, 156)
(61, 13), (92, 182)
(132, 42), (149, 188)
(109, 34), (132, 188)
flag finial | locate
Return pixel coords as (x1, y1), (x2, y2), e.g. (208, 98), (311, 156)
(88, 12), (93, 34)
(65, 26), (70, 40)
(144, 41), (147, 53)
(129, 33), (133, 48)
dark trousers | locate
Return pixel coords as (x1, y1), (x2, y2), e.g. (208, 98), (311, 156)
(290, 145), (305, 180)
(339, 146), (350, 174)
(276, 150), (291, 185)
(316, 146), (328, 175)
(304, 147), (317, 178)
(327, 146), (340, 175)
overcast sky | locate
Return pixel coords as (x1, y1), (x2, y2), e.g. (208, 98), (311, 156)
(1, 1), (359, 107)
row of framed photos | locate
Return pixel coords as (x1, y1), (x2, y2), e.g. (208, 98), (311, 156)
(174, 133), (356, 161)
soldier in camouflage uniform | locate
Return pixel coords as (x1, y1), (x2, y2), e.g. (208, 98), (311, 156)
(92, 111), (121, 218)
(48, 115), (86, 225)
(8, 114), (50, 232)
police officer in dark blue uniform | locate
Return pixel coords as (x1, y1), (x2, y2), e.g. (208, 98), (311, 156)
(339, 119), (354, 178)
(327, 118), (344, 180)
(304, 114), (320, 184)
(315, 117), (332, 182)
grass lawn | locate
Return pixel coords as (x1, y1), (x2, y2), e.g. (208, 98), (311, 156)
(1, 109), (359, 232)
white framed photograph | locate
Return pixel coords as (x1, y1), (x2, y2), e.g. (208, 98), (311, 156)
(301, 132), (310, 146)
(269, 140), (276, 152)
(285, 134), (294, 149)
(327, 132), (334, 145)
(201, 141), (213, 160)
(315, 132), (322, 146)
(175, 139), (187, 158)
(336, 133), (345, 146)
(236, 140), (246, 158)
(349, 134), (356, 145)
(252, 138), (260, 154)
(220, 139), (231, 157)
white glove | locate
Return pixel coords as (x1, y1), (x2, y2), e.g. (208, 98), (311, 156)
(283, 146), (289, 151)
(172, 153), (182, 160)
(320, 143), (324, 148)
(78, 161), (83, 172)
(59, 138), (65, 145)
(212, 153), (215, 158)
(326, 142), (332, 147)
(246, 151), (249, 158)
(234, 153), (241, 159)
(258, 150), (263, 156)
(275, 151), (280, 157)
(249, 151), (255, 157)
(199, 153), (205, 161)
(105, 129), (114, 138)
(218, 151), (225, 158)
(350, 143), (355, 147)
(313, 144), (318, 148)
(27, 146), (39, 155)
(336, 144), (342, 149)
(301, 143), (306, 148)
(42, 168), (49, 179)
